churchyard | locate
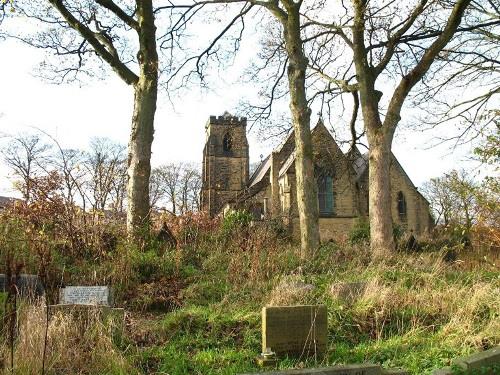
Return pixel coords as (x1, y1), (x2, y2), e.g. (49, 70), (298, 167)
(0, 210), (498, 374)
(1, 0), (499, 373)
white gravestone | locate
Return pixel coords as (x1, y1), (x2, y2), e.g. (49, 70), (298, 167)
(60, 286), (111, 306)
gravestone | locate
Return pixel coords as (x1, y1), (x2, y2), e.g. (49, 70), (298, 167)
(0, 274), (45, 300)
(240, 365), (410, 375)
(452, 346), (500, 370)
(59, 286), (112, 306)
(432, 346), (500, 374)
(240, 364), (382, 375)
(262, 305), (327, 357)
(53, 286), (123, 338)
(330, 281), (367, 303)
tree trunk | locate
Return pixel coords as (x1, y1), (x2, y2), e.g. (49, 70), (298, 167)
(351, 0), (395, 257)
(283, 6), (320, 257)
(126, 79), (156, 239)
(126, 0), (158, 242)
(367, 132), (394, 257)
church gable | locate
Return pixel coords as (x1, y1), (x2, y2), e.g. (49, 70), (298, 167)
(311, 121), (355, 179)
(277, 120), (354, 179)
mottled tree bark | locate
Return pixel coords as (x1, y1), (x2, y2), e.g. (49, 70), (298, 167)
(43, 0), (158, 243)
(127, 0), (158, 240)
(279, 1), (320, 256)
(351, 0), (471, 257)
(127, 77), (157, 239)
(366, 132), (394, 257)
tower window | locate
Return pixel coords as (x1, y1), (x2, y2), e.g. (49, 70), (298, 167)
(223, 132), (233, 152)
(318, 175), (334, 216)
(397, 191), (407, 220)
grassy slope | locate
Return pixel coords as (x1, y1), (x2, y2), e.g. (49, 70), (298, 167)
(124, 238), (499, 375)
(4, 223), (499, 375)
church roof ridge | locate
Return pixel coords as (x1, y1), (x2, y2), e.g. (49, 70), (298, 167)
(248, 154), (271, 187)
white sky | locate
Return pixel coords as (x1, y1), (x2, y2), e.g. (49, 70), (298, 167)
(0, 32), (480, 197)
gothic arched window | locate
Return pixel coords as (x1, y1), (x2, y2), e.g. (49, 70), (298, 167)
(223, 132), (232, 152)
(318, 175), (335, 216)
(397, 191), (407, 220)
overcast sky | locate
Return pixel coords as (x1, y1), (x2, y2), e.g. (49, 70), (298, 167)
(0, 31), (480, 197)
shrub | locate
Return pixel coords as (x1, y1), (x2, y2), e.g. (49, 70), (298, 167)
(349, 219), (407, 245)
(220, 210), (252, 236)
(349, 218), (370, 244)
(130, 250), (177, 283)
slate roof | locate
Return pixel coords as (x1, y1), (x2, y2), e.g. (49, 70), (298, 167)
(248, 154), (271, 187)
(279, 151), (296, 177)
(352, 152), (368, 180)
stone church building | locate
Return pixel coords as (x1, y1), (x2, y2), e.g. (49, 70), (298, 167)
(201, 113), (433, 241)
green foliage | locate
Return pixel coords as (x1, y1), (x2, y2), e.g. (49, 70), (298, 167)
(349, 218), (370, 244)
(130, 249), (177, 283)
(265, 217), (290, 239)
(349, 219), (407, 245)
(2, 207), (499, 375)
(474, 129), (499, 166)
(392, 223), (405, 242)
(130, 306), (261, 374)
(0, 216), (34, 271)
(181, 279), (228, 306)
(220, 210), (252, 236)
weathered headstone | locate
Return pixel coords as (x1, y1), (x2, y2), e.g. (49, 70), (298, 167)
(432, 346), (500, 374)
(0, 274), (45, 300)
(240, 364), (382, 375)
(330, 281), (367, 303)
(431, 369), (452, 375)
(262, 305), (327, 357)
(452, 346), (500, 370)
(59, 286), (112, 306)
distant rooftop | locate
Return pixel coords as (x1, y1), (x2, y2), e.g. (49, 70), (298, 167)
(0, 195), (21, 209)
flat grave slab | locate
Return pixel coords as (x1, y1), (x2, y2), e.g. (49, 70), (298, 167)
(59, 286), (111, 306)
(239, 364), (382, 375)
(262, 305), (327, 358)
(452, 346), (500, 370)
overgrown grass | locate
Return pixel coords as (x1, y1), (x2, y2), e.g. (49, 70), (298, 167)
(124, 235), (498, 375)
(1, 217), (499, 374)
(1, 304), (134, 375)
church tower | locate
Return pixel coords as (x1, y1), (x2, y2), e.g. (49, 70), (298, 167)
(201, 113), (249, 216)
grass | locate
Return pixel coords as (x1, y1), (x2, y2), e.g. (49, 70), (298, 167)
(122, 238), (499, 375)
(1, 219), (499, 374)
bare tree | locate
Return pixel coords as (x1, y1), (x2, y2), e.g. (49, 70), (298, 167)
(83, 137), (126, 213)
(178, 163), (202, 213)
(416, 2), (499, 146)
(5, 0), (161, 241)
(288, 0), (500, 256)
(108, 158), (127, 214)
(150, 162), (202, 214)
(150, 163), (182, 214)
(422, 176), (456, 226)
(422, 169), (498, 239)
(164, 1), (320, 255)
(166, 0), (491, 256)
(1, 133), (51, 202)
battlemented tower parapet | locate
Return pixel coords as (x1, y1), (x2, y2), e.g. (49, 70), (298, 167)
(207, 115), (247, 126)
(201, 113), (250, 216)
